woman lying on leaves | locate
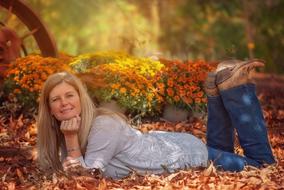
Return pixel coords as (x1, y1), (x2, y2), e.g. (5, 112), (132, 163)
(37, 59), (275, 179)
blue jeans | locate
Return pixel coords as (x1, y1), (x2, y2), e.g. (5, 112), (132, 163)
(206, 84), (275, 171)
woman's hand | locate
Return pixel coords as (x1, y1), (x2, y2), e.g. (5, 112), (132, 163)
(62, 156), (81, 171)
(60, 115), (81, 136)
(60, 115), (82, 157)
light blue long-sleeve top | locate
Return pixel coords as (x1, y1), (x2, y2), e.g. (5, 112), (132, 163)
(76, 115), (208, 179)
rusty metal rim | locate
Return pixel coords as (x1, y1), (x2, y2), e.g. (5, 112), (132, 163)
(0, 0), (58, 57)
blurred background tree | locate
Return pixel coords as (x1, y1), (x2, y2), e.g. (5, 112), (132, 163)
(1, 0), (283, 73)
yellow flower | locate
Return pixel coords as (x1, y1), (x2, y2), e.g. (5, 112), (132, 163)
(76, 54), (165, 115)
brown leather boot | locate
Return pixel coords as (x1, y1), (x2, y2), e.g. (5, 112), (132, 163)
(204, 72), (218, 97)
(216, 59), (265, 91)
(204, 59), (241, 96)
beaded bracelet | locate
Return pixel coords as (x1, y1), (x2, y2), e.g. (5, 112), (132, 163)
(67, 147), (81, 153)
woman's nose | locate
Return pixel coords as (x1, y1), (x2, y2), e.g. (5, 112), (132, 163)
(60, 98), (68, 106)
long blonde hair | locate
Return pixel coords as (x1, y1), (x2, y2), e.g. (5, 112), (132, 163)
(37, 71), (120, 172)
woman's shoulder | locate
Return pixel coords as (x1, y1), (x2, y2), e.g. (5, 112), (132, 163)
(94, 114), (124, 123)
(88, 114), (137, 141)
(91, 114), (127, 130)
(94, 114), (117, 121)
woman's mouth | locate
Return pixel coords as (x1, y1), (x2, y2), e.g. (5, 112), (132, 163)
(60, 108), (73, 114)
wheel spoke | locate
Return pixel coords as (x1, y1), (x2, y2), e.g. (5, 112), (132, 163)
(21, 44), (28, 56)
(21, 28), (38, 40)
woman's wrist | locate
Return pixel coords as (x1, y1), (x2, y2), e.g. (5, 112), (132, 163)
(64, 133), (79, 140)
(66, 146), (82, 157)
(67, 147), (81, 153)
(64, 134), (82, 157)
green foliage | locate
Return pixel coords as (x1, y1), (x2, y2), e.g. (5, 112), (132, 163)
(69, 51), (130, 72)
(252, 1), (284, 73)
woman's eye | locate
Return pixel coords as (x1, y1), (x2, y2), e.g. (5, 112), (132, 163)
(51, 98), (59, 102)
(66, 94), (74, 98)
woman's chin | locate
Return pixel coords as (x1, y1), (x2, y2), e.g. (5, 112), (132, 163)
(57, 114), (76, 121)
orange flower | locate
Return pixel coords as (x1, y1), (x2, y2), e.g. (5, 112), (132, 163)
(182, 97), (193, 104)
(167, 88), (174, 97)
(111, 83), (120, 89)
(13, 89), (20, 94)
(155, 58), (215, 110)
(174, 95), (180, 102)
(119, 87), (127, 94)
(167, 79), (174, 87)
(4, 54), (71, 110)
(195, 98), (202, 103)
(179, 90), (186, 97)
(196, 91), (204, 98)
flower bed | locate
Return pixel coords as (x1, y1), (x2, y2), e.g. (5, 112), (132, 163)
(1, 52), (215, 118)
(155, 59), (215, 112)
(76, 52), (164, 116)
(3, 54), (71, 112)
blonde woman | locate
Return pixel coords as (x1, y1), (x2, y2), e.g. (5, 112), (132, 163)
(37, 61), (275, 179)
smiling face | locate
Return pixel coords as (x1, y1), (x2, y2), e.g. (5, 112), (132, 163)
(49, 81), (82, 121)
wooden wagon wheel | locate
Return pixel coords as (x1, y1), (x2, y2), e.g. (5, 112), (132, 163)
(0, 0), (58, 69)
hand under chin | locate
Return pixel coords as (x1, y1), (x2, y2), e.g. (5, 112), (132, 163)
(57, 113), (78, 121)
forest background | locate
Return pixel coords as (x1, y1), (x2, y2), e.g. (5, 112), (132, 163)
(10, 0), (284, 74)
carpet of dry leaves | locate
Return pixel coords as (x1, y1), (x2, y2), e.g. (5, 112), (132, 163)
(0, 73), (283, 190)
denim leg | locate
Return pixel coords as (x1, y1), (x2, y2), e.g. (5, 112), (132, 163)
(207, 146), (261, 171)
(206, 96), (234, 153)
(220, 84), (275, 164)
